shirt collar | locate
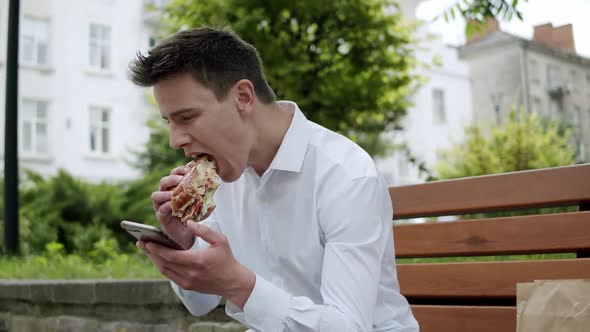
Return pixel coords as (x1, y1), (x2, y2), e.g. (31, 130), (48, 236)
(267, 101), (312, 173)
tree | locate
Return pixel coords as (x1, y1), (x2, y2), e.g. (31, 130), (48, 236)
(436, 107), (575, 180)
(440, 0), (527, 36)
(158, 0), (419, 158)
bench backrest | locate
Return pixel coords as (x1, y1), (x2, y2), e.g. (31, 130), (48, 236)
(389, 164), (590, 332)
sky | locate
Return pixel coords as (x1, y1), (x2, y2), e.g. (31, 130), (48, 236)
(416, 0), (590, 58)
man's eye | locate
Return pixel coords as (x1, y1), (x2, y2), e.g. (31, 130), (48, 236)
(181, 115), (193, 121)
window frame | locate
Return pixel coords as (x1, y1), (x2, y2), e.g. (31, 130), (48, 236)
(20, 99), (50, 156)
(432, 88), (447, 125)
(529, 59), (540, 82)
(88, 105), (112, 155)
(20, 16), (50, 66)
(88, 23), (112, 71)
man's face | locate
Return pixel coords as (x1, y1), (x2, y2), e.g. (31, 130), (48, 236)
(153, 72), (252, 182)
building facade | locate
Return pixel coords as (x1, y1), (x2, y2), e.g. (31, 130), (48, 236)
(460, 20), (590, 162)
(375, 0), (473, 185)
(0, 0), (163, 182)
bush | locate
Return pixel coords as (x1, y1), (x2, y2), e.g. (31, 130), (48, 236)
(17, 170), (125, 255)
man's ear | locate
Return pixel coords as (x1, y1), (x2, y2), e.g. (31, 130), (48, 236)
(234, 79), (255, 114)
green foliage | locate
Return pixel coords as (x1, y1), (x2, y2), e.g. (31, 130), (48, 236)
(160, 0), (419, 157)
(436, 107), (576, 180)
(119, 167), (169, 228)
(11, 169), (159, 256)
(439, 0), (527, 37)
(435, 108), (577, 219)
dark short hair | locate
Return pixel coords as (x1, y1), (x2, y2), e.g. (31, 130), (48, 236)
(128, 26), (276, 103)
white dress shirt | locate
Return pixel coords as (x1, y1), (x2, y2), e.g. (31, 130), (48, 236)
(171, 101), (419, 331)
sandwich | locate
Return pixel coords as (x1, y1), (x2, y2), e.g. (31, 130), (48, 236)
(170, 155), (221, 224)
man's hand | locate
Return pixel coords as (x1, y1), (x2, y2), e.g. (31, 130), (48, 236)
(137, 221), (256, 310)
(151, 165), (195, 249)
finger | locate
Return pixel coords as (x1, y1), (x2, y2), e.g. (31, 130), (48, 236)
(152, 191), (173, 211)
(145, 241), (199, 266)
(156, 201), (172, 217)
(140, 244), (186, 281)
(160, 265), (189, 289)
(159, 175), (184, 191)
(187, 221), (224, 246)
(170, 165), (190, 176)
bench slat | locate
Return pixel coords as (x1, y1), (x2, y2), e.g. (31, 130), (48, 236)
(411, 305), (515, 332)
(394, 211), (590, 257)
(398, 258), (590, 299)
(389, 164), (590, 219)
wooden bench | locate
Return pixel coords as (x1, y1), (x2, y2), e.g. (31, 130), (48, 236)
(389, 164), (590, 332)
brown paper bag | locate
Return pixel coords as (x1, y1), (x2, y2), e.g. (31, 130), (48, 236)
(517, 279), (590, 332)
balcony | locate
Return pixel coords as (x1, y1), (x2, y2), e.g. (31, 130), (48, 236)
(547, 81), (572, 99)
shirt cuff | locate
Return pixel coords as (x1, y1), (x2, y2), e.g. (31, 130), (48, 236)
(231, 274), (291, 331)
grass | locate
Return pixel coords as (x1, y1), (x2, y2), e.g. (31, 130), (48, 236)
(0, 252), (164, 280)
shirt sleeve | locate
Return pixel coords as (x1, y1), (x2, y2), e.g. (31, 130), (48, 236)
(170, 212), (222, 316)
(226, 175), (393, 331)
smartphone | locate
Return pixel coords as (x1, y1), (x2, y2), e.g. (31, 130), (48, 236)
(120, 220), (184, 250)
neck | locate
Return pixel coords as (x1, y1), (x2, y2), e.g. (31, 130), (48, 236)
(248, 102), (293, 176)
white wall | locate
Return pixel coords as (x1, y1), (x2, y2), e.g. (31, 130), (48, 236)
(0, 0), (154, 182)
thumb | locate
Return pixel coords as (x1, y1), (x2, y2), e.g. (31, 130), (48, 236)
(187, 220), (222, 245)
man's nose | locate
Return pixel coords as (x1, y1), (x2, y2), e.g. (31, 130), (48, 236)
(169, 127), (190, 150)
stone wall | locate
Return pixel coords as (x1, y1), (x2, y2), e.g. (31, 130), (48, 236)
(0, 280), (245, 332)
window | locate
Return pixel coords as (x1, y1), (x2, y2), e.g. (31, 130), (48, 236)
(546, 64), (561, 89)
(20, 100), (49, 154)
(89, 24), (111, 70)
(21, 17), (49, 65)
(432, 89), (446, 124)
(549, 99), (562, 120)
(89, 106), (111, 154)
(529, 60), (540, 82)
(148, 35), (157, 48)
(570, 69), (579, 93)
(573, 105), (581, 124)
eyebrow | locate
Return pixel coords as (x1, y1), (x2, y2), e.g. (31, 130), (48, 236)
(161, 108), (199, 121)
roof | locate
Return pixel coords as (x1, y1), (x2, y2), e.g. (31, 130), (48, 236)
(459, 30), (590, 67)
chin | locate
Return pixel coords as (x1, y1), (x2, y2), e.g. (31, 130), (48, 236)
(220, 173), (241, 183)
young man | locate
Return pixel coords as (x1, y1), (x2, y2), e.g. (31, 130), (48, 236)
(129, 27), (418, 331)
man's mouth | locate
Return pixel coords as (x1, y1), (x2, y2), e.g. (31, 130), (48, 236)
(188, 153), (218, 171)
